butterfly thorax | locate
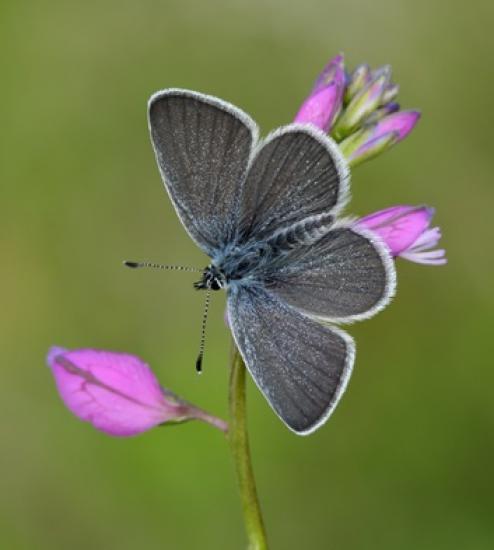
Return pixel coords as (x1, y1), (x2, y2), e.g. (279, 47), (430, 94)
(194, 212), (335, 291)
(194, 248), (262, 291)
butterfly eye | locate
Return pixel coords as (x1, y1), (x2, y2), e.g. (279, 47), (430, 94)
(210, 279), (222, 290)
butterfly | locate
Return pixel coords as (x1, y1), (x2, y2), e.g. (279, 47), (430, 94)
(146, 89), (396, 435)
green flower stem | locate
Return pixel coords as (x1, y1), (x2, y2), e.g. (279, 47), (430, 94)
(228, 341), (268, 550)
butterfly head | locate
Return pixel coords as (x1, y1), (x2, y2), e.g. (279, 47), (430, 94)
(194, 264), (226, 291)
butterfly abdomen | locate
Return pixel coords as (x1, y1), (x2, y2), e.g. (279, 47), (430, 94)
(265, 212), (334, 252)
(217, 212), (334, 286)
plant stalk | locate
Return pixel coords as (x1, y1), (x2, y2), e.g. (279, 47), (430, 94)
(228, 341), (268, 550)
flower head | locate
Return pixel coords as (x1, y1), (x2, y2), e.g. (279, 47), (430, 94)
(356, 205), (447, 265)
(47, 347), (227, 436)
(295, 55), (420, 166)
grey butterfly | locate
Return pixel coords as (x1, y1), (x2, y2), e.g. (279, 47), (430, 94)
(147, 88), (396, 435)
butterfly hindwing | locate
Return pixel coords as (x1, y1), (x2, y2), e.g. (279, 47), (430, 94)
(263, 224), (396, 323)
(227, 286), (355, 434)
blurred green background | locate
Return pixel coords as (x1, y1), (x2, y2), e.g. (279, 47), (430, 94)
(1, 0), (493, 548)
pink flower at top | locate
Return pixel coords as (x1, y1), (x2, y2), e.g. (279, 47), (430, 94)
(294, 54), (346, 132)
(294, 53), (421, 166)
(356, 205), (447, 266)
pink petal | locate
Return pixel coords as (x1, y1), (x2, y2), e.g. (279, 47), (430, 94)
(356, 205), (434, 256)
(407, 227), (442, 252)
(372, 110), (421, 142)
(47, 347), (181, 436)
(294, 83), (342, 132)
(400, 250), (447, 265)
(312, 53), (346, 94)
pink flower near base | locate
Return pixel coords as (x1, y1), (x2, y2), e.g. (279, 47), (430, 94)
(47, 347), (227, 436)
(356, 205), (447, 265)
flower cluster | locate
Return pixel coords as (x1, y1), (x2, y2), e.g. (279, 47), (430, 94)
(295, 54), (421, 167)
(294, 54), (445, 266)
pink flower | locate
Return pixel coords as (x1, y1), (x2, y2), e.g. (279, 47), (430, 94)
(294, 54), (345, 132)
(47, 347), (228, 436)
(373, 110), (420, 141)
(356, 205), (447, 265)
(341, 110), (421, 166)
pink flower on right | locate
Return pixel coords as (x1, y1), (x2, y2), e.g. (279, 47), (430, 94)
(356, 205), (447, 265)
(293, 53), (446, 267)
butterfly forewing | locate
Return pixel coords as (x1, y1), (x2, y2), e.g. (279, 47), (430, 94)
(237, 124), (349, 243)
(228, 286), (355, 434)
(148, 89), (258, 254)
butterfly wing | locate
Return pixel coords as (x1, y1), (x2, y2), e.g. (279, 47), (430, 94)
(263, 224), (396, 323)
(148, 89), (259, 255)
(232, 119), (394, 322)
(237, 124), (349, 242)
(227, 286), (355, 434)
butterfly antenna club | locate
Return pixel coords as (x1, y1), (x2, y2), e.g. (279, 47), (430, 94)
(195, 289), (212, 374)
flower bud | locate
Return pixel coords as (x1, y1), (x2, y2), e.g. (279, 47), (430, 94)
(47, 347), (228, 436)
(364, 102), (400, 125)
(340, 130), (398, 167)
(341, 110), (420, 166)
(311, 53), (346, 93)
(332, 68), (391, 139)
(294, 54), (345, 132)
(371, 65), (392, 81)
(371, 110), (421, 141)
(381, 83), (400, 105)
(344, 64), (371, 104)
(356, 205), (446, 265)
(294, 83), (343, 132)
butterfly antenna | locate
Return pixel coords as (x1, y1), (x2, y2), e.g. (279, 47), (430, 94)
(195, 289), (211, 374)
(124, 260), (201, 273)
